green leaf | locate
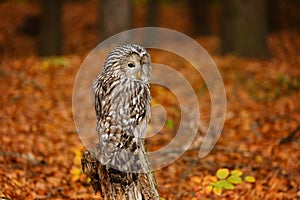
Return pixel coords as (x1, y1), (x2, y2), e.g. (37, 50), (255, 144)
(165, 119), (174, 129)
(214, 180), (228, 189)
(42, 56), (70, 70)
(227, 175), (243, 184)
(209, 182), (216, 186)
(231, 169), (243, 176)
(51, 57), (70, 66)
(223, 182), (235, 190)
(245, 176), (256, 183)
(216, 168), (229, 179)
(213, 187), (222, 195)
(206, 185), (213, 192)
(214, 180), (235, 190)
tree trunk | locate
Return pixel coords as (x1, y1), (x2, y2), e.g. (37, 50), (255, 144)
(147, 0), (158, 27)
(267, 0), (280, 32)
(39, 0), (62, 56)
(220, 0), (268, 58)
(82, 142), (159, 200)
(97, 0), (132, 41)
(188, 0), (211, 36)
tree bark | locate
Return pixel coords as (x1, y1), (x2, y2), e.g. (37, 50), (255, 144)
(188, 0), (211, 36)
(82, 141), (159, 200)
(220, 0), (268, 58)
(39, 0), (62, 56)
(97, 0), (132, 41)
(267, 0), (280, 32)
(147, 0), (158, 27)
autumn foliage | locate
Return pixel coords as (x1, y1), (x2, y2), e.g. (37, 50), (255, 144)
(0, 1), (300, 199)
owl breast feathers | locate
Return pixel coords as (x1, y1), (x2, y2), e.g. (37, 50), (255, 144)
(93, 44), (152, 172)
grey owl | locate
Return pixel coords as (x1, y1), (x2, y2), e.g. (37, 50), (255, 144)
(93, 44), (152, 172)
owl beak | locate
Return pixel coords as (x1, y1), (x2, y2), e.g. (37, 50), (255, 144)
(137, 70), (141, 79)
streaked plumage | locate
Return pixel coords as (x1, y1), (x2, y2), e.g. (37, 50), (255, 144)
(82, 44), (159, 200)
(93, 44), (151, 171)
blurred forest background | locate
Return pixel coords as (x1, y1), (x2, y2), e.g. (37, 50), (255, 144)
(1, 0), (300, 199)
(1, 0), (300, 57)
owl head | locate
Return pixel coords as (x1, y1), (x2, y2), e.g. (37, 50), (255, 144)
(102, 44), (151, 83)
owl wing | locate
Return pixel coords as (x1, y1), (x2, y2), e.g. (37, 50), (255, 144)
(93, 75), (151, 171)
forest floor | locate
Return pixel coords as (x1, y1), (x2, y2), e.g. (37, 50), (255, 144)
(1, 1), (300, 200)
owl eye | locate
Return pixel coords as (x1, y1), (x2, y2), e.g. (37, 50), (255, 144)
(127, 63), (135, 68)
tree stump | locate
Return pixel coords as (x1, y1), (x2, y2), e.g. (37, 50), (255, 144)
(82, 141), (160, 200)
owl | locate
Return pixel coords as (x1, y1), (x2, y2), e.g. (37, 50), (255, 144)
(93, 44), (152, 172)
(82, 44), (159, 199)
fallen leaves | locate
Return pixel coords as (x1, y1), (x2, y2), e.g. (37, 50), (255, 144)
(0, 1), (300, 200)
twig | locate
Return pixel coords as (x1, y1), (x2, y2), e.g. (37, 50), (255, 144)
(279, 125), (300, 144)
